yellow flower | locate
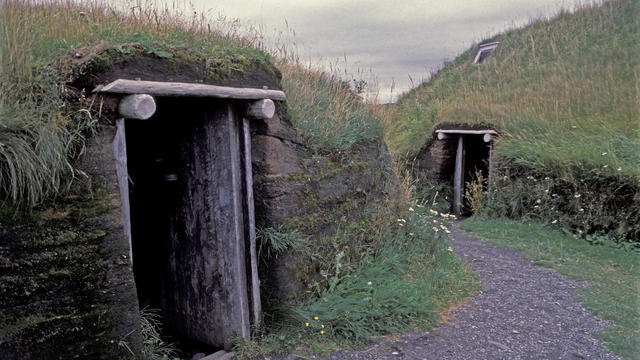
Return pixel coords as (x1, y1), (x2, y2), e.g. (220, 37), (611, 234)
(305, 322), (309, 327)
(314, 316), (319, 321)
(321, 330), (325, 335)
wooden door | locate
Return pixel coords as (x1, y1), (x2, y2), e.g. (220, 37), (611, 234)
(127, 98), (251, 350)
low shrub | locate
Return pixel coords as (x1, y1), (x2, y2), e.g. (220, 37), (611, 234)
(485, 164), (639, 244)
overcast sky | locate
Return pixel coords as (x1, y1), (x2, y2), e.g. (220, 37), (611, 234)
(133, 0), (588, 102)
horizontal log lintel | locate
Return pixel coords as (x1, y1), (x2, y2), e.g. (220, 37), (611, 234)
(94, 79), (286, 101)
(435, 129), (498, 135)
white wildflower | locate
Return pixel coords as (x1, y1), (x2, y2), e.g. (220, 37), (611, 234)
(408, 207), (415, 212)
(551, 219), (558, 224)
(432, 227), (439, 232)
(574, 193), (581, 198)
(601, 152), (607, 156)
(367, 281), (372, 286)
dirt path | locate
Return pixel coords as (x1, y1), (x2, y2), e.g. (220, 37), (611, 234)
(319, 223), (621, 360)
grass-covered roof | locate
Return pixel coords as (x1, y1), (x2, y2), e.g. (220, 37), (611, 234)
(388, 0), (639, 179)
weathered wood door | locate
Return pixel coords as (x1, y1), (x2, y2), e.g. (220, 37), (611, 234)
(127, 98), (251, 349)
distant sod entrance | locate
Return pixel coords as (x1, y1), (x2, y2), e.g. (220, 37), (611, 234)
(98, 80), (283, 350)
(434, 129), (496, 216)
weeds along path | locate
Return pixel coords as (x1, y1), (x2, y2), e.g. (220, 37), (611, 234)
(321, 222), (621, 360)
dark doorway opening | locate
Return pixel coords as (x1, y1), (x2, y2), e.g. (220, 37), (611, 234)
(434, 129), (495, 216)
(461, 135), (491, 215)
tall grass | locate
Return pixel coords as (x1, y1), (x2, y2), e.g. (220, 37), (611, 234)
(279, 60), (384, 152)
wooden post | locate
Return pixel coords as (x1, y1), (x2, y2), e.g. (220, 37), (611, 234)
(242, 117), (261, 328)
(112, 118), (133, 262)
(453, 135), (464, 216)
(487, 141), (494, 193)
(226, 104), (251, 344)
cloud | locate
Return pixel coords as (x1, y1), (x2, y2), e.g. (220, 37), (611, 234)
(187, 0), (586, 101)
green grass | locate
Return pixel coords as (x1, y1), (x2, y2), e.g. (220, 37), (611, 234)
(236, 203), (478, 358)
(460, 216), (640, 359)
(388, 0), (639, 177)
(279, 61), (384, 152)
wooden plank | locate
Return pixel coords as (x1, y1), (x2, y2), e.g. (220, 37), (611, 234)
(487, 141), (494, 193)
(453, 135), (464, 216)
(160, 100), (250, 350)
(242, 117), (261, 328)
(95, 79), (286, 101)
(227, 104), (251, 343)
(436, 129), (498, 135)
(112, 118), (133, 262)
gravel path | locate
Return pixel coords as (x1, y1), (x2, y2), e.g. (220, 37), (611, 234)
(316, 223), (620, 360)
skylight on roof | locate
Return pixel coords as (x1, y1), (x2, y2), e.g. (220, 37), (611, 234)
(473, 42), (500, 64)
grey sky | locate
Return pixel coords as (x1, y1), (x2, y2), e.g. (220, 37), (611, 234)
(146, 0), (588, 102)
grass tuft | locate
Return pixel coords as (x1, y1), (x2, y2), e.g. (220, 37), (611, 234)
(139, 307), (179, 360)
(279, 60), (384, 152)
